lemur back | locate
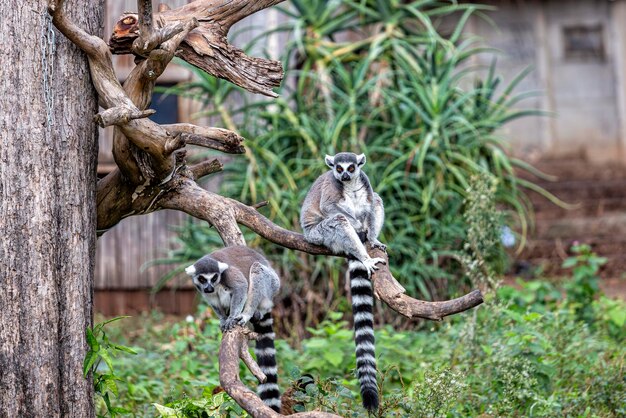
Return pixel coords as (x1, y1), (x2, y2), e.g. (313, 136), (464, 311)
(300, 152), (385, 411)
(186, 246), (281, 412)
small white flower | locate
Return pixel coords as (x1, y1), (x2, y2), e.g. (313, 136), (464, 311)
(500, 225), (516, 248)
(185, 315), (194, 323)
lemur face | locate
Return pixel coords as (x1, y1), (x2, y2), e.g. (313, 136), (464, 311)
(185, 256), (228, 294)
(325, 152), (366, 182)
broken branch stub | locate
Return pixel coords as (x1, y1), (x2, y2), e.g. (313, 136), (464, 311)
(50, 0), (483, 414)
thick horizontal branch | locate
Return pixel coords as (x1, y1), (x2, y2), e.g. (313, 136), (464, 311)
(160, 180), (483, 321)
(180, 28), (283, 97)
(220, 327), (343, 418)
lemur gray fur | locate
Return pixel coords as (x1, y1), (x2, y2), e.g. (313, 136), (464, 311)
(300, 152), (385, 411)
(185, 246), (281, 412)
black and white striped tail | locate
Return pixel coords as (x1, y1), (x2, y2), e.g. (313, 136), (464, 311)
(349, 260), (379, 411)
(251, 312), (281, 412)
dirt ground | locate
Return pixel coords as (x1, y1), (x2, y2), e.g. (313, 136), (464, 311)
(515, 156), (626, 299)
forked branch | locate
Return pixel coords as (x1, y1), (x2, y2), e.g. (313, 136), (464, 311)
(220, 327), (343, 418)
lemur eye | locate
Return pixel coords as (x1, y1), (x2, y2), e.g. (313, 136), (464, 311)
(211, 276), (218, 284)
(337, 166), (343, 173)
(348, 165), (355, 173)
(197, 276), (207, 284)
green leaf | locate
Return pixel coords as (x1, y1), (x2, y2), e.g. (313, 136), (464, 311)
(562, 258), (578, 269)
(153, 403), (179, 417)
(104, 375), (119, 397)
(83, 350), (98, 377)
(99, 349), (115, 373)
(323, 346), (345, 367)
(112, 344), (138, 355)
(608, 307), (626, 327)
(86, 327), (99, 352)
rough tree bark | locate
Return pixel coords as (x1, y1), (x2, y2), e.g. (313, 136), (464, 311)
(0, 1), (103, 416)
(38, 0), (483, 416)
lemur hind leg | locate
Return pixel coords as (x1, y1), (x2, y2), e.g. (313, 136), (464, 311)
(304, 214), (385, 273)
(234, 262), (279, 327)
(367, 194), (386, 251)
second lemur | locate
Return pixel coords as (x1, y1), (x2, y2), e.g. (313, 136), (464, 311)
(300, 152), (385, 411)
(185, 246), (281, 412)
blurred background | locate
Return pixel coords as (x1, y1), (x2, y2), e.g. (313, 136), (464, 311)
(96, 0), (626, 317)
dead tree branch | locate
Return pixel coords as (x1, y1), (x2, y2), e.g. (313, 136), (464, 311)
(108, 0), (284, 97)
(220, 327), (343, 418)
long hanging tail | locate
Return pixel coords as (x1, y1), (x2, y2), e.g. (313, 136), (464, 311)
(251, 312), (281, 412)
(349, 260), (379, 411)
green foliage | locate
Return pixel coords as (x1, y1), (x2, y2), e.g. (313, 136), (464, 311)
(84, 316), (138, 417)
(153, 392), (247, 418)
(98, 279), (625, 417)
(562, 243), (607, 324)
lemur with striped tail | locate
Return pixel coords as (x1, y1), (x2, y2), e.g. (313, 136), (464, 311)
(300, 152), (386, 411)
(185, 246), (281, 412)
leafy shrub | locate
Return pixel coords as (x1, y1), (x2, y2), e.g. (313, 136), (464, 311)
(99, 276), (625, 417)
(84, 316), (138, 417)
(562, 243), (607, 324)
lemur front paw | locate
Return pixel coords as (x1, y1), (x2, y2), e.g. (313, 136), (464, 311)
(369, 239), (387, 252)
(362, 257), (386, 274)
(233, 314), (251, 327)
(220, 317), (240, 332)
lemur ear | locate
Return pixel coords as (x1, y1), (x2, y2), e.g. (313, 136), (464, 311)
(325, 154), (335, 168)
(217, 262), (229, 273)
(356, 154), (366, 166)
(185, 265), (196, 276)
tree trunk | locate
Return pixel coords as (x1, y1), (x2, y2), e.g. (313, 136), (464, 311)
(0, 1), (103, 416)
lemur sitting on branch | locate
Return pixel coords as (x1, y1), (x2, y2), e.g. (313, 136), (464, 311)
(300, 152), (386, 411)
(186, 246), (281, 412)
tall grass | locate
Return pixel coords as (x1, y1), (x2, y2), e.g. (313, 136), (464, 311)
(161, 0), (555, 329)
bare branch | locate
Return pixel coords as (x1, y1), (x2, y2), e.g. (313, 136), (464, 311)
(160, 181), (245, 246)
(219, 327), (343, 418)
(132, 0), (156, 56)
(94, 107), (155, 128)
(48, 0), (106, 56)
(108, 0), (286, 97)
(190, 158), (223, 179)
(163, 124), (245, 154)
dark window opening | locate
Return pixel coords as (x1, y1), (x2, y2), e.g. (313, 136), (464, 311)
(563, 25), (604, 61)
(150, 85), (180, 124)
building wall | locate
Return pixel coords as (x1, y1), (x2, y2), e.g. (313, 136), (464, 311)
(470, 0), (626, 162)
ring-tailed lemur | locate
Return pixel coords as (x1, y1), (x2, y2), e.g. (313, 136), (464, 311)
(185, 246), (281, 412)
(300, 152), (385, 411)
